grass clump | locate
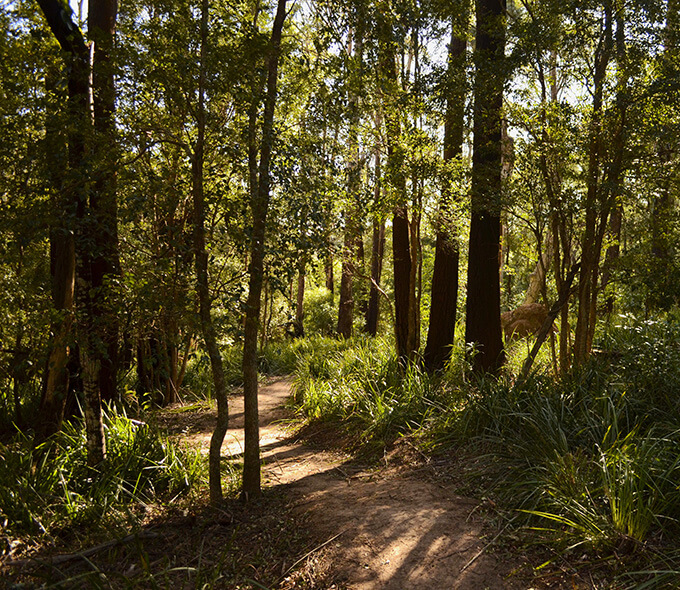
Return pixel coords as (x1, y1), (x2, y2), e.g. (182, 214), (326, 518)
(293, 336), (448, 450)
(0, 406), (205, 544)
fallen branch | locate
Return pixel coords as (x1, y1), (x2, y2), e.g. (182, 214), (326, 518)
(518, 262), (581, 383)
(460, 520), (512, 573)
(278, 530), (346, 582)
(4, 530), (160, 569)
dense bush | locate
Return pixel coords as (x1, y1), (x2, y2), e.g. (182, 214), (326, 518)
(0, 407), (204, 539)
(293, 336), (451, 449)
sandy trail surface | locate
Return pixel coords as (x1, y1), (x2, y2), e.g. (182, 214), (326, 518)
(179, 377), (534, 589)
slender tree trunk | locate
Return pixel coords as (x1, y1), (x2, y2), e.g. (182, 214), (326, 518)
(37, 222), (76, 442)
(294, 258), (305, 337)
(377, 5), (415, 364)
(325, 252), (334, 295)
(365, 217), (385, 336)
(192, 0), (230, 504)
(424, 12), (468, 372)
(337, 217), (355, 337)
(601, 202), (622, 316)
(37, 66), (76, 443)
(242, 0), (287, 499)
(465, 0), (506, 374)
(337, 26), (363, 338)
(574, 6), (612, 364)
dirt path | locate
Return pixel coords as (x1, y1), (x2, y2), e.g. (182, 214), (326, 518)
(182, 377), (537, 589)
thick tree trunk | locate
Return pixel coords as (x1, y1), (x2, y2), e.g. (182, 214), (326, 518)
(423, 13), (468, 372)
(242, 0), (287, 499)
(89, 0), (120, 403)
(35, 0), (106, 464)
(465, 0), (506, 374)
(393, 205), (413, 362)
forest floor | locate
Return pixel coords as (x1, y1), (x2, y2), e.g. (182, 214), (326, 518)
(155, 376), (583, 589)
(5, 377), (592, 589)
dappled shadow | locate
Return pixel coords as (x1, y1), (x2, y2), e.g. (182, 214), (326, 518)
(3, 375), (543, 589)
(271, 457), (524, 589)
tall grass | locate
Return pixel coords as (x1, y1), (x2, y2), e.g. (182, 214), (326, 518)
(0, 406), (205, 540)
(448, 356), (680, 556)
(291, 317), (680, 581)
(293, 336), (450, 449)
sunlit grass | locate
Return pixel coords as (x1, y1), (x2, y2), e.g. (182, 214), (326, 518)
(0, 405), (206, 541)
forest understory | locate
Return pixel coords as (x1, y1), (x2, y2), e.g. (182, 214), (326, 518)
(6, 356), (678, 590)
(4, 0), (680, 587)
(2, 377), (600, 590)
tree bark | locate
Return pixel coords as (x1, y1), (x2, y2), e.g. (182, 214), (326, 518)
(364, 216), (385, 336)
(465, 0), (506, 374)
(424, 11), (468, 372)
(377, 4), (416, 365)
(337, 25), (363, 339)
(89, 0), (120, 403)
(36, 70), (76, 442)
(574, 6), (613, 364)
(294, 258), (305, 337)
(35, 0), (106, 465)
(242, 0), (287, 499)
(337, 216), (356, 337)
(192, 0), (230, 504)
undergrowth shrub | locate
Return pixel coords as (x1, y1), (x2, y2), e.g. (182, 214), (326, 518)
(0, 407), (205, 539)
(182, 339), (303, 397)
(293, 336), (449, 448)
(303, 287), (335, 336)
(452, 365), (680, 555)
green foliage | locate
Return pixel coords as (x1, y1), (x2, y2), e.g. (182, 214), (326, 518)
(303, 287), (336, 336)
(293, 336), (449, 449)
(0, 407), (204, 539)
(182, 340), (302, 397)
(448, 317), (680, 554)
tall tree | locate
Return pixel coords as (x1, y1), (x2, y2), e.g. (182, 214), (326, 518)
(423, 4), (469, 372)
(377, 0), (418, 365)
(89, 0), (121, 403)
(35, 0), (107, 465)
(192, 0), (231, 504)
(242, 0), (287, 498)
(337, 22), (364, 338)
(465, 0), (506, 373)
(573, 3), (615, 363)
